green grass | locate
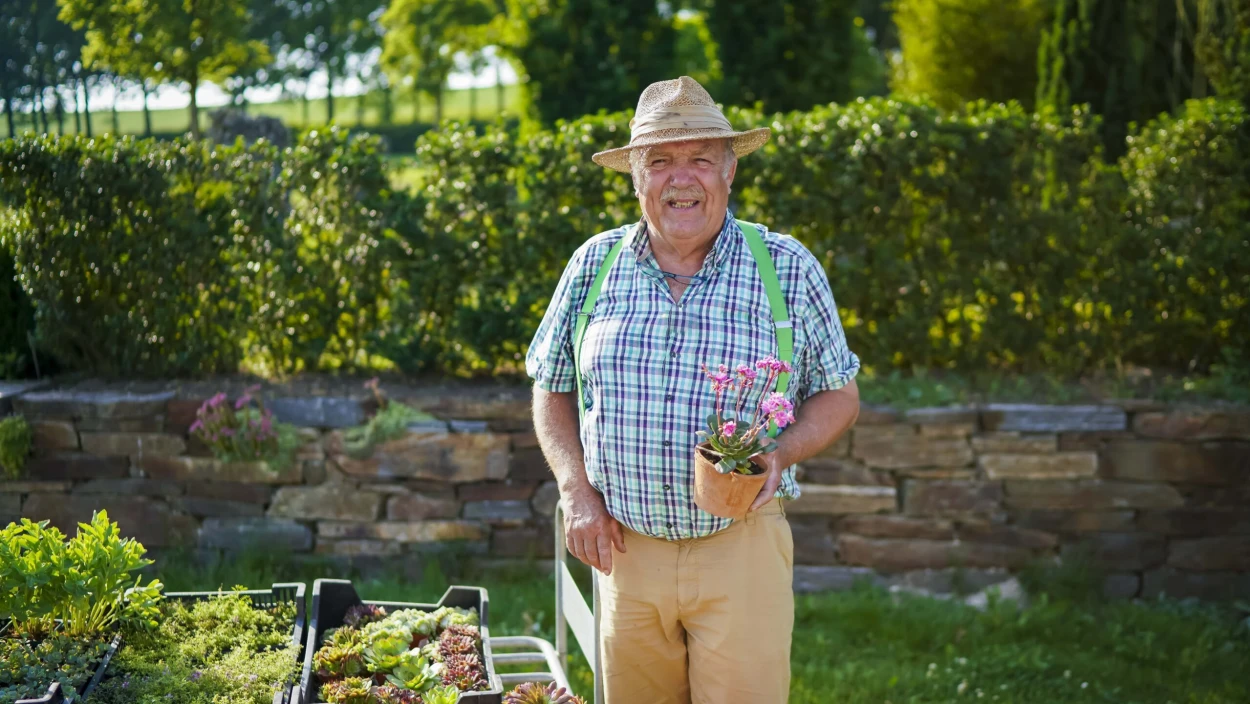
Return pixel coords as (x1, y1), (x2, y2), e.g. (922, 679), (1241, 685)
(150, 549), (1250, 703)
(3, 83), (525, 138)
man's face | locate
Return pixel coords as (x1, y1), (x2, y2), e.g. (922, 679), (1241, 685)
(633, 139), (736, 246)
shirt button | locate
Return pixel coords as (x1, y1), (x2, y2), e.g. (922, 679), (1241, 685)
(662, 440), (672, 447)
(663, 484), (671, 491)
(670, 350), (678, 358)
(665, 395), (675, 401)
(666, 522), (674, 529)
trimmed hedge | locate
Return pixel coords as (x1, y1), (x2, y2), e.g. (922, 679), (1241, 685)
(0, 98), (1246, 378)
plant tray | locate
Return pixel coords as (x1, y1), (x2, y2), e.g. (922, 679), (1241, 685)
(4, 624), (121, 704)
(299, 579), (502, 704)
(161, 582), (308, 704)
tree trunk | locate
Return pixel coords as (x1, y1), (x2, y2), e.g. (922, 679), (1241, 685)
(326, 60), (336, 122)
(142, 83), (153, 137)
(111, 75), (121, 134)
(496, 61), (505, 114)
(470, 84), (476, 121)
(357, 88), (366, 125)
(35, 82), (49, 133)
(189, 65), (202, 138)
(435, 85), (443, 125)
(382, 84), (392, 123)
(82, 76), (93, 137)
(72, 83), (82, 134)
(3, 94), (15, 137)
(54, 91), (65, 135)
(302, 89), (310, 125)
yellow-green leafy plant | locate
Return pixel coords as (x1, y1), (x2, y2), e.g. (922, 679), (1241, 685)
(190, 386), (303, 470)
(341, 378), (438, 459)
(0, 414), (32, 480)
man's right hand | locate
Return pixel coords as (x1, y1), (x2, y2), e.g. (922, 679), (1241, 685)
(562, 486), (626, 575)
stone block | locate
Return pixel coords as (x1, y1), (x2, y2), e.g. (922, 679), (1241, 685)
(917, 423), (977, 439)
(978, 452), (1097, 480)
(810, 434), (851, 460)
(75, 417), (165, 433)
(402, 388), (532, 423)
(895, 468), (976, 480)
(492, 525), (555, 558)
(902, 480), (1003, 516)
(318, 520), (488, 543)
(199, 517), (313, 551)
(793, 565), (886, 593)
(856, 405), (901, 425)
(73, 479), (183, 497)
(136, 455), (302, 484)
(511, 431), (539, 450)
(1142, 568), (1250, 600)
(331, 427), (510, 483)
(267, 396), (365, 428)
(463, 500), (533, 522)
(971, 433), (1058, 454)
(981, 404), (1126, 433)
(1057, 431), (1136, 452)
(1179, 484), (1250, 507)
(268, 484), (382, 522)
(315, 539), (403, 557)
(837, 514), (954, 540)
(1137, 509), (1250, 536)
(852, 426), (973, 469)
(0, 380), (50, 414)
(1061, 532), (1167, 571)
(796, 458), (893, 486)
(1003, 480), (1184, 510)
(184, 481), (272, 504)
(955, 521), (1058, 549)
(22, 493), (196, 547)
(530, 482), (561, 519)
(1168, 536), (1250, 571)
(837, 535), (1038, 571)
(0, 481), (73, 493)
(296, 428), (325, 460)
(903, 406), (979, 426)
(165, 399), (205, 434)
(26, 454), (129, 480)
(0, 494), (20, 515)
(1099, 441), (1249, 485)
(788, 485), (896, 515)
(1102, 573), (1141, 599)
(508, 446), (553, 482)
(30, 420), (78, 452)
(174, 497), (265, 518)
(15, 390), (174, 420)
(1133, 408), (1250, 440)
(788, 516), (839, 564)
(457, 481), (538, 502)
(1013, 510), (1135, 534)
(387, 493), (461, 521)
(449, 420), (489, 433)
(80, 432), (186, 457)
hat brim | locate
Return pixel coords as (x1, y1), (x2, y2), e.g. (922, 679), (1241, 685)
(591, 126), (771, 173)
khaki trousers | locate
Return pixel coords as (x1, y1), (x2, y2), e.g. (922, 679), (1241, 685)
(599, 499), (794, 704)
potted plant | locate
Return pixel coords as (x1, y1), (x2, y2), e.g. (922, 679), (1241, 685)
(693, 356), (796, 519)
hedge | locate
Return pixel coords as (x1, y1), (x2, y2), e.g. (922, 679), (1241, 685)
(0, 97), (1246, 379)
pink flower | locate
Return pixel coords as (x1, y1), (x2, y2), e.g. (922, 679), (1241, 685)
(754, 356), (776, 371)
(222, 428), (235, 437)
(235, 396), (250, 410)
(189, 420), (203, 433)
(772, 359), (793, 374)
(771, 409), (795, 428)
(245, 384), (261, 395)
(721, 420), (737, 437)
(736, 364), (757, 381)
(206, 392), (228, 409)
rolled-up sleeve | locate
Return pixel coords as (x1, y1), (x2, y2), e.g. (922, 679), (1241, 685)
(796, 255), (860, 401)
(525, 245), (590, 393)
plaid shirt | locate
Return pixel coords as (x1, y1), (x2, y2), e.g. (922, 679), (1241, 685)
(526, 210), (860, 540)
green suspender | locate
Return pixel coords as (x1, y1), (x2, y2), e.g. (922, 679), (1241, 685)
(572, 220), (793, 436)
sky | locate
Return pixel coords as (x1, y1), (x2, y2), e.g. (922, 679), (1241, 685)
(95, 47), (519, 112)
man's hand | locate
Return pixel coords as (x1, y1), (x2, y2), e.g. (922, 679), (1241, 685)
(748, 440), (785, 512)
(562, 485), (626, 575)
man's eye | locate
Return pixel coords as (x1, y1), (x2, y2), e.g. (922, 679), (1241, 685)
(696, 158), (710, 164)
(651, 159), (667, 167)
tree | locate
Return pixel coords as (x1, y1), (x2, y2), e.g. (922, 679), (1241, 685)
(58, 0), (270, 138)
(1036, 0), (1204, 155)
(293, 0), (381, 122)
(704, 0), (863, 112)
(892, 0), (1051, 111)
(1196, 0), (1250, 105)
(381, 0), (494, 125)
(505, 0), (677, 122)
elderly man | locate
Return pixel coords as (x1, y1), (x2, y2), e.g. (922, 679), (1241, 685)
(526, 76), (861, 704)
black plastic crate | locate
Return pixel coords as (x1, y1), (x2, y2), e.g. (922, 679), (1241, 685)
(299, 579), (502, 704)
(4, 622), (121, 704)
(162, 583), (308, 704)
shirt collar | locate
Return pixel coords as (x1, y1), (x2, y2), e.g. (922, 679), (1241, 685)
(629, 209), (740, 274)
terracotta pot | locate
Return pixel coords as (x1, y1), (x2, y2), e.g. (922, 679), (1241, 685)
(693, 443), (768, 519)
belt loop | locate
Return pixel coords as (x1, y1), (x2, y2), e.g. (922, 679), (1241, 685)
(745, 508), (757, 526)
(778, 497), (787, 518)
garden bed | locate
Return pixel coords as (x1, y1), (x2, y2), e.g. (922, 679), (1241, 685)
(299, 579), (502, 704)
(5, 626), (120, 704)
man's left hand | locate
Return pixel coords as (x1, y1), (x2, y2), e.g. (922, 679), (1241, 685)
(748, 441), (784, 512)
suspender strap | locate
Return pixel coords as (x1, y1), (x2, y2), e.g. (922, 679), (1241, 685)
(737, 220), (793, 437)
(571, 220), (793, 436)
(573, 228), (631, 421)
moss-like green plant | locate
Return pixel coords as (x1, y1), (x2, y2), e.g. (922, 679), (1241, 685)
(342, 379), (437, 459)
(0, 414), (32, 479)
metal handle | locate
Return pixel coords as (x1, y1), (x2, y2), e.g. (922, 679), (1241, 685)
(554, 500), (604, 704)
(489, 635), (573, 691)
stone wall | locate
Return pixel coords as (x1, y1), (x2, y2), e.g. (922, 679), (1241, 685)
(2, 380), (1247, 600)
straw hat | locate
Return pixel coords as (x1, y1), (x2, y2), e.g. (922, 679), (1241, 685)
(592, 76), (771, 174)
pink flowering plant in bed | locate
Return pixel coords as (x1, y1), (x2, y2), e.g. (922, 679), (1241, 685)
(190, 385), (299, 469)
(696, 356), (795, 475)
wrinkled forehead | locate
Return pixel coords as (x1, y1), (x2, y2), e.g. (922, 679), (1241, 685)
(635, 139), (728, 161)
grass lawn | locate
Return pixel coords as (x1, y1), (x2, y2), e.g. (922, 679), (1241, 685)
(2, 83), (525, 138)
(153, 550), (1250, 703)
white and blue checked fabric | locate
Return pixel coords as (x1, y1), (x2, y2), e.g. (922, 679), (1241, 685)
(526, 210), (860, 540)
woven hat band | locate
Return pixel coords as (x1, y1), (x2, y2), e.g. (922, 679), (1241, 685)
(629, 104), (733, 140)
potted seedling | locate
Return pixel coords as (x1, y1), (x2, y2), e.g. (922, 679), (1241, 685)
(693, 356), (795, 519)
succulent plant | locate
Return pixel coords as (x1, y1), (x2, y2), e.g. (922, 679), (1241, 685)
(383, 651), (437, 691)
(371, 684), (420, 704)
(504, 682), (586, 704)
(326, 626), (365, 648)
(364, 632), (412, 671)
(319, 676), (374, 704)
(314, 641), (367, 680)
(441, 624), (481, 643)
(439, 652), (487, 691)
(344, 603), (389, 628)
(422, 685), (462, 704)
(431, 606), (479, 631)
(437, 632), (477, 659)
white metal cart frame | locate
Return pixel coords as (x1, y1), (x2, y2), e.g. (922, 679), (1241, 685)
(484, 501), (603, 703)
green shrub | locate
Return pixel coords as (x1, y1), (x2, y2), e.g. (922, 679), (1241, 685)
(0, 251), (34, 379)
(0, 414), (31, 479)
